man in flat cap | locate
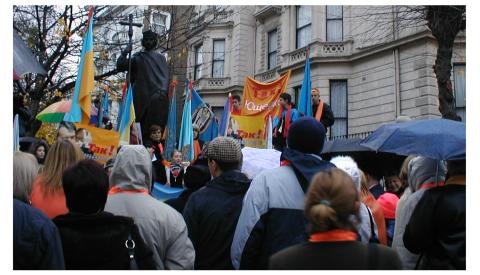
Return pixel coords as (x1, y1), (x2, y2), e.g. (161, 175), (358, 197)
(117, 30), (169, 142)
(183, 137), (250, 270)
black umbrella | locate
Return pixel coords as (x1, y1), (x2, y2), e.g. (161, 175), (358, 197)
(321, 138), (406, 179)
(13, 30), (46, 79)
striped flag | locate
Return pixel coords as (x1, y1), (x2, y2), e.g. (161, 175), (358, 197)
(64, 7), (95, 124)
(118, 84), (136, 144)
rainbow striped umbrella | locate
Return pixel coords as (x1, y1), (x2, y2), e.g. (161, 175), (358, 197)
(36, 100), (72, 123)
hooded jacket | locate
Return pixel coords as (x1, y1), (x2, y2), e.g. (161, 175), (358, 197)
(230, 148), (335, 269)
(392, 156), (446, 269)
(104, 145), (195, 270)
(183, 170), (251, 269)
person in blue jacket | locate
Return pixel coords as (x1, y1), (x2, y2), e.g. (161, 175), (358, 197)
(231, 117), (335, 269)
(13, 199), (65, 270)
(272, 93), (300, 152)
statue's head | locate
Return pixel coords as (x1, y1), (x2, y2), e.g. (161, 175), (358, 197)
(142, 30), (158, 50)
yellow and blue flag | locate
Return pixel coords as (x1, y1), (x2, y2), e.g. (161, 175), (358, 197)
(118, 84), (136, 144)
(64, 7), (94, 124)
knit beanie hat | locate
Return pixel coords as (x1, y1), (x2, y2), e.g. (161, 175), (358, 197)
(377, 192), (399, 219)
(287, 116), (326, 156)
(330, 156), (361, 191)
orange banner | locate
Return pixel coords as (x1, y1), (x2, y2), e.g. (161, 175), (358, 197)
(230, 71), (290, 148)
(241, 70), (291, 118)
(75, 124), (120, 165)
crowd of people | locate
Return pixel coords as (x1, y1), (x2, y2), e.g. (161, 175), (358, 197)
(13, 109), (465, 270)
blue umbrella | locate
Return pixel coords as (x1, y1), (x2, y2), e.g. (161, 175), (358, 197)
(360, 118), (465, 160)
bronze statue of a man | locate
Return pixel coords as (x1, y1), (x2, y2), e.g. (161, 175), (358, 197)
(116, 30), (169, 140)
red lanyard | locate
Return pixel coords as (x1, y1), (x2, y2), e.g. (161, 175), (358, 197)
(309, 229), (358, 242)
(108, 186), (149, 195)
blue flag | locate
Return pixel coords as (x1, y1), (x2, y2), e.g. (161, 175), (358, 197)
(178, 80), (194, 161)
(191, 88), (218, 142)
(297, 56), (312, 117)
(218, 94), (232, 136)
(164, 82), (177, 162)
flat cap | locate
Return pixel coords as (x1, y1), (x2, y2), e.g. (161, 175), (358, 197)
(206, 136), (242, 163)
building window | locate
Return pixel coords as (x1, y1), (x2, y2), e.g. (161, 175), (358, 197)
(212, 39), (225, 77)
(151, 11), (170, 35)
(330, 80), (348, 138)
(293, 86), (301, 105)
(296, 6), (311, 49)
(268, 29), (278, 70)
(194, 44), (203, 80)
(326, 5), (343, 42)
(453, 64), (466, 122)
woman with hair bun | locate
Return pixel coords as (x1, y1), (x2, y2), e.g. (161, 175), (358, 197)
(269, 168), (402, 270)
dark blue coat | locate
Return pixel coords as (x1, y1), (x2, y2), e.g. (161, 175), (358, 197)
(13, 199), (65, 270)
(183, 170), (250, 270)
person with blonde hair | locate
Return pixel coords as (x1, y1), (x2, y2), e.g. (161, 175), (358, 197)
(269, 168), (402, 270)
(13, 151), (38, 204)
(30, 139), (83, 218)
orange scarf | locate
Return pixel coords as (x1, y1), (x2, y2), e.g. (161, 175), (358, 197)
(193, 139), (202, 162)
(418, 181), (445, 190)
(309, 229), (358, 242)
(314, 100), (324, 122)
(108, 186), (149, 195)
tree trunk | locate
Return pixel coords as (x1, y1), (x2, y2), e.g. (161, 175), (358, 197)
(427, 6), (465, 121)
(434, 42), (459, 120)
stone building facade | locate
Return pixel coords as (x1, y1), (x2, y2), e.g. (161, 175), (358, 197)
(186, 5), (466, 139)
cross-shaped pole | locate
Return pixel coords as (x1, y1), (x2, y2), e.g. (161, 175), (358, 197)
(119, 14), (142, 87)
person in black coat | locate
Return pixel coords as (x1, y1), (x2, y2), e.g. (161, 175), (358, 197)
(13, 199), (65, 270)
(269, 168), (402, 270)
(53, 159), (156, 270)
(183, 137), (251, 269)
(144, 124), (167, 185)
(403, 159), (466, 269)
(165, 164), (211, 214)
(311, 88), (334, 129)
